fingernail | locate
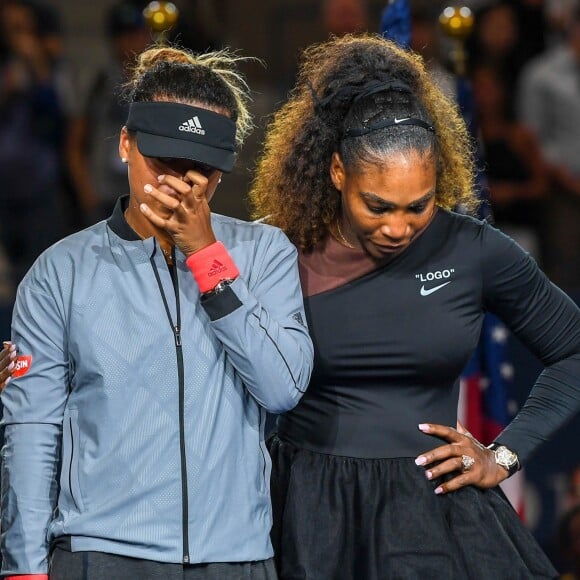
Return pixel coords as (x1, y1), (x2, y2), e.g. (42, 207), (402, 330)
(8, 361), (15, 371)
(4, 377), (10, 386)
(426, 471), (433, 480)
(139, 203), (148, 212)
(9, 343), (16, 352)
(415, 456), (426, 466)
(157, 174), (165, 182)
(434, 487), (443, 495)
(10, 349), (16, 359)
(2, 341), (11, 347)
(418, 423), (430, 432)
(144, 184), (153, 193)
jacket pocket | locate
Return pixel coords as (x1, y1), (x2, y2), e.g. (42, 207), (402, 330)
(258, 407), (271, 494)
(61, 408), (85, 512)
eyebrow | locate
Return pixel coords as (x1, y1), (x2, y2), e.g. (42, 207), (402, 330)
(360, 190), (436, 209)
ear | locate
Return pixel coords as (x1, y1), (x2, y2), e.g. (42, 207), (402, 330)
(329, 152), (346, 192)
(119, 127), (131, 162)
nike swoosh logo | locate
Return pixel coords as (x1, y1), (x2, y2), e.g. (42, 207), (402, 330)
(394, 117), (409, 124)
(420, 281), (451, 296)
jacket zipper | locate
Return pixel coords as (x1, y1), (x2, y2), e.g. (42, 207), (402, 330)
(150, 249), (190, 564)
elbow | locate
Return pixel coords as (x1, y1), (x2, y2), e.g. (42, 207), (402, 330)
(263, 386), (306, 414)
(261, 359), (312, 414)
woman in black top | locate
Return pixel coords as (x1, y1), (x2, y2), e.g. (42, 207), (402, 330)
(250, 34), (579, 579)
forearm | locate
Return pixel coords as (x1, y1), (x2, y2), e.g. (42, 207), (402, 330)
(495, 353), (580, 464)
(1, 423), (61, 576)
(203, 278), (313, 413)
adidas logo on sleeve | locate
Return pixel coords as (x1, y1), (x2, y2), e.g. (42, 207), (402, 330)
(179, 116), (206, 135)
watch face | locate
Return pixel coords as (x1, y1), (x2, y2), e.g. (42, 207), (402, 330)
(495, 446), (518, 468)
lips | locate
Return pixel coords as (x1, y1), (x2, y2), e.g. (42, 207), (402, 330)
(374, 243), (406, 252)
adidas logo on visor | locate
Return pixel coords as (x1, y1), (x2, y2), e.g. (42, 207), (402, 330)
(179, 116), (206, 135)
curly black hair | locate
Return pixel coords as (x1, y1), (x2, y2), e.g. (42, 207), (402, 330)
(250, 34), (477, 251)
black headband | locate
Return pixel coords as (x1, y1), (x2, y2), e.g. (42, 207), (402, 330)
(343, 117), (435, 138)
(309, 79), (413, 110)
(126, 102), (237, 173)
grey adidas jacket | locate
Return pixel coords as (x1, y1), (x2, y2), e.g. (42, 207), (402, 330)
(1, 198), (313, 575)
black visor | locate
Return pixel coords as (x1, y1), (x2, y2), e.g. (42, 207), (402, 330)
(126, 102), (237, 172)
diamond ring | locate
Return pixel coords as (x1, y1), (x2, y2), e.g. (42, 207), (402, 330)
(461, 454), (475, 472)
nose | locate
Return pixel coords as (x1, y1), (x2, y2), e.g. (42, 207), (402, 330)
(380, 214), (409, 241)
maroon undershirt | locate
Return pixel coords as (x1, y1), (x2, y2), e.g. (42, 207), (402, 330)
(298, 234), (390, 298)
(299, 209), (438, 298)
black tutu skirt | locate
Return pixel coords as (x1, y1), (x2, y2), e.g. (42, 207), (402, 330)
(268, 435), (558, 580)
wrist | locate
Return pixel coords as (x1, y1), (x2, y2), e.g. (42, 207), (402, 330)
(487, 442), (520, 478)
(185, 241), (240, 294)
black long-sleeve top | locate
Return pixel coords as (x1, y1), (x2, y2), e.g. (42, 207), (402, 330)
(278, 209), (580, 464)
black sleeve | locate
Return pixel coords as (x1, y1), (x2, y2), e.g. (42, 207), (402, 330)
(481, 222), (580, 464)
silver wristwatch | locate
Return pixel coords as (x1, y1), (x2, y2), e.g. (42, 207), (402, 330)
(487, 443), (520, 477)
(203, 278), (235, 297)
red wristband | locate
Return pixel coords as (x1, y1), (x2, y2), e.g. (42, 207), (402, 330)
(186, 241), (240, 294)
(5, 576), (49, 579)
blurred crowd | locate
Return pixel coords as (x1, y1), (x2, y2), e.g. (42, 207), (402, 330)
(1, 0), (580, 293)
(0, 0), (579, 574)
(0, 0), (226, 294)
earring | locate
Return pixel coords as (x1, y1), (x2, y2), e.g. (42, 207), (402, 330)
(218, 178), (222, 184)
(121, 157), (128, 164)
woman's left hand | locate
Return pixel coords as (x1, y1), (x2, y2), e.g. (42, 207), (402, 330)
(415, 422), (509, 494)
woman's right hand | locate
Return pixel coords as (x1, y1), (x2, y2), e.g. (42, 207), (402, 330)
(139, 170), (220, 257)
(0, 341), (16, 389)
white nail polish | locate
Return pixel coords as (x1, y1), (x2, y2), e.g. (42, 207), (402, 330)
(144, 184), (153, 193)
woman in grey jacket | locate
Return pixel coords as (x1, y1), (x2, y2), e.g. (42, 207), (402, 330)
(0, 46), (313, 580)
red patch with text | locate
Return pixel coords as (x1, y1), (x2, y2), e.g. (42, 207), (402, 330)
(13, 355), (32, 378)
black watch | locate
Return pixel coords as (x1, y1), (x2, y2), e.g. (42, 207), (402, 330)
(202, 278), (235, 298)
(487, 442), (520, 477)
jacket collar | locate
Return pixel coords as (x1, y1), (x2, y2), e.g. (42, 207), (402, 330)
(107, 195), (141, 241)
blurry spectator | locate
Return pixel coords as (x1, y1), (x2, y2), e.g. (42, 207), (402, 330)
(511, 0), (547, 62)
(322, 0), (369, 37)
(546, 0), (580, 47)
(558, 505), (580, 579)
(66, 1), (150, 224)
(467, 1), (527, 94)
(0, 0), (68, 285)
(164, 0), (227, 52)
(517, 6), (580, 290)
(566, 466), (580, 510)
(471, 63), (549, 260)
(0, 236), (14, 340)
(410, 2), (455, 99)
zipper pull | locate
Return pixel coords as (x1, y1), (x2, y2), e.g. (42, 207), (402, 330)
(174, 325), (182, 347)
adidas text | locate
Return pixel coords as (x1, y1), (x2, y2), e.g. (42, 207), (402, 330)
(179, 125), (205, 135)
(179, 116), (206, 135)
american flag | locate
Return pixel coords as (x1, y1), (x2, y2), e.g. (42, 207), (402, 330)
(458, 314), (527, 520)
